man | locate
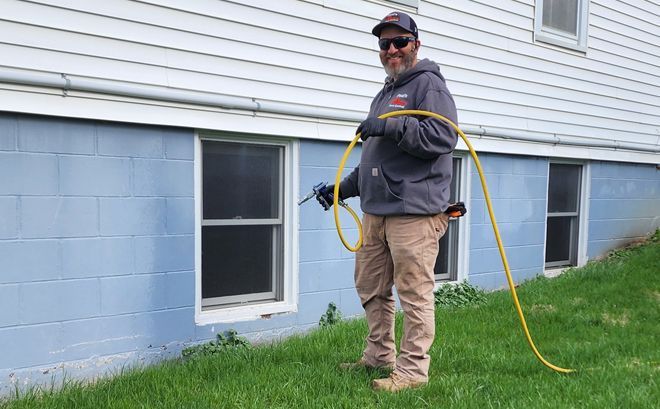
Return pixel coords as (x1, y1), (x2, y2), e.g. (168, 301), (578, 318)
(317, 11), (458, 392)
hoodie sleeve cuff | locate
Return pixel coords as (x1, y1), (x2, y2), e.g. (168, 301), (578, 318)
(384, 118), (404, 143)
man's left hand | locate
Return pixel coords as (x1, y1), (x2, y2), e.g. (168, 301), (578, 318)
(356, 117), (387, 141)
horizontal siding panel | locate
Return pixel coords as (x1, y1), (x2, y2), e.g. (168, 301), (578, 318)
(596, 0), (660, 27)
(11, 0), (659, 95)
(4, 1), (380, 84)
(164, 71), (371, 112)
(591, 2), (660, 40)
(590, 26), (660, 68)
(462, 0), (534, 18)
(0, 21), (170, 67)
(137, 0), (373, 47)
(426, 0), (532, 30)
(590, 14), (660, 49)
(586, 45), (660, 75)
(446, 71), (660, 123)
(148, 0), (659, 94)
(419, 4), (660, 93)
(456, 104), (657, 147)
(439, 52), (660, 110)
(28, 0), (376, 69)
(453, 95), (659, 144)
(0, 21), (378, 98)
(0, 43), (171, 86)
(443, 65), (660, 117)
(0, 44), (371, 112)
(422, 33), (660, 104)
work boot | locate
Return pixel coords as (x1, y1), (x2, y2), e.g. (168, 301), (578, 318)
(372, 372), (427, 392)
(339, 358), (394, 371)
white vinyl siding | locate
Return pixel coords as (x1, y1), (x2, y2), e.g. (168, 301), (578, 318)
(1, 0), (658, 161)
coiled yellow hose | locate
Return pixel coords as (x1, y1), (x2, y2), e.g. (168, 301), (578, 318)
(332, 109), (574, 374)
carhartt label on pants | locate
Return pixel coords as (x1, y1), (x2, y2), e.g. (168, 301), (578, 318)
(372, 168), (379, 176)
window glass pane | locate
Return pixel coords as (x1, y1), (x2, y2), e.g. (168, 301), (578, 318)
(548, 164), (580, 213)
(435, 220), (455, 277)
(202, 225), (279, 299)
(545, 216), (574, 263)
(203, 141), (281, 220)
(542, 0), (579, 35)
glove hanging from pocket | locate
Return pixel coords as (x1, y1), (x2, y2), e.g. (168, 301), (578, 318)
(444, 202), (467, 218)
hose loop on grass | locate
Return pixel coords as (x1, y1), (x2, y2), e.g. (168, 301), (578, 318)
(333, 109), (574, 374)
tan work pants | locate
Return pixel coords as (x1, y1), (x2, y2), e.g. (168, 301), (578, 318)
(355, 213), (449, 381)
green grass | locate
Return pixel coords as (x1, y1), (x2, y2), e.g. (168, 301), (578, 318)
(3, 232), (659, 408)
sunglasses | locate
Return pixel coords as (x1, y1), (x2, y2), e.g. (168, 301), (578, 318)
(378, 36), (416, 50)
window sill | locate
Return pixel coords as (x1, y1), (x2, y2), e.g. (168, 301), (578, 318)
(534, 32), (587, 53)
(196, 300), (297, 325)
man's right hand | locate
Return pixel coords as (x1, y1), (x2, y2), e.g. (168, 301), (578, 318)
(316, 184), (337, 211)
(356, 117), (387, 141)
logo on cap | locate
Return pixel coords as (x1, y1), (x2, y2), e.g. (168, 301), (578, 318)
(383, 13), (400, 23)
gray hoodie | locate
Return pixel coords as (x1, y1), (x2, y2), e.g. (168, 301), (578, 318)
(339, 58), (458, 215)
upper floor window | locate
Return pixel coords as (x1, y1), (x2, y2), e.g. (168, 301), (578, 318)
(534, 0), (589, 52)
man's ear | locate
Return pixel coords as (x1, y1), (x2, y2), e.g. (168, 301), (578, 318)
(414, 40), (421, 51)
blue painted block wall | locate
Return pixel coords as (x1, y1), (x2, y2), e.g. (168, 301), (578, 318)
(2, 111), (656, 393)
(0, 115), (369, 394)
(0, 113), (196, 384)
(298, 140), (363, 324)
(588, 161), (660, 258)
(468, 153), (548, 290)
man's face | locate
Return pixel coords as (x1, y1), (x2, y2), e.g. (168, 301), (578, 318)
(379, 26), (420, 79)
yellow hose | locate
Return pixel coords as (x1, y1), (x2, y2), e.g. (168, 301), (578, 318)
(333, 109), (574, 374)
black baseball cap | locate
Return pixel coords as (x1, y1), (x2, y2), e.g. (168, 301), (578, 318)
(372, 12), (418, 38)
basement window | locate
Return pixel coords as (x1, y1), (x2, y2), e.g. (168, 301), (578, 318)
(196, 135), (297, 323)
(435, 156), (463, 281)
(545, 163), (582, 267)
(534, 0), (590, 52)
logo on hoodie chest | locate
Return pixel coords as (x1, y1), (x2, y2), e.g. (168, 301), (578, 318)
(388, 93), (408, 109)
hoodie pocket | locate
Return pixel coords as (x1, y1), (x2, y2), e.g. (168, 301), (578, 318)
(359, 162), (405, 214)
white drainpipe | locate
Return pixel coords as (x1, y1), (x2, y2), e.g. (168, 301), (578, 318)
(0, 68), (658, 154)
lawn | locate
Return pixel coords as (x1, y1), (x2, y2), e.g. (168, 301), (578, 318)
(2, 232), (658, 408)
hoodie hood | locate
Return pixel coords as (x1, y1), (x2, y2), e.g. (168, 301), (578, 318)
(385, 58), (445, 91)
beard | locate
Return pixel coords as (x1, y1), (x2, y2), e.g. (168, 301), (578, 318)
(382, 50), (417, 80)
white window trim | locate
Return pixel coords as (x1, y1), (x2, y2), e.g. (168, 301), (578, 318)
(194, 131), (299, 324)
(366, 0), (419, 11)
(387, 0), (419, 9)
(542, 159), (590, 273)
(534, 0), (590, 52)
(456, 152), (471, 282)
(577, 163), (590, 267)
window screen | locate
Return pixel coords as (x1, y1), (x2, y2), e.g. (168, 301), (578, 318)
(542, 0), (579, 35)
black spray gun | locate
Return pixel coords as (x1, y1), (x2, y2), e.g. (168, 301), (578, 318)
(298, 182), (343, 210)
